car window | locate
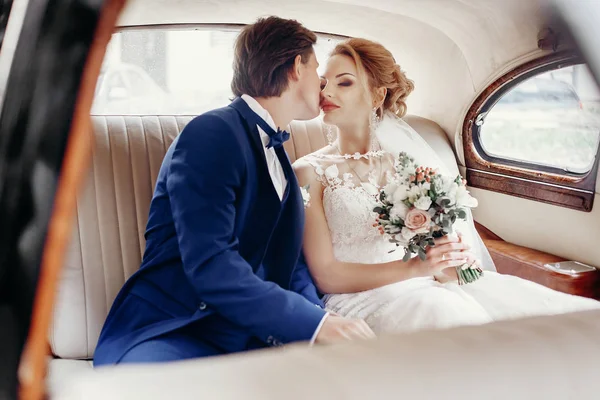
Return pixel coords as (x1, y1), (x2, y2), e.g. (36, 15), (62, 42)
(92, 27), (343, 116)
(123, 70), (159, 97)
(478, 64), (600, 173)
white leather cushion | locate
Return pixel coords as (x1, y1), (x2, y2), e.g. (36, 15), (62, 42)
(50, 116), (193, 359)
(53, 309), (600, 400)
(47, 359), (94, 398)
(404, 115), (459, 177)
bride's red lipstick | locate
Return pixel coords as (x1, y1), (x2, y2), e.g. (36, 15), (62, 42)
(320, 99), (339, 112)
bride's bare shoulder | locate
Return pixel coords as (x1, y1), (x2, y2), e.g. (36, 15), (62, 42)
(293, 146), (336, 185)
(292, 157), (319, 186)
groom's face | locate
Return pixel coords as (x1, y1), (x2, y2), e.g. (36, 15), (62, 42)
(293, 50), (322, 120)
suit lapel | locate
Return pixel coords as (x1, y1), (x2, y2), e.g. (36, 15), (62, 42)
(229, 97), (283, 216)
(230, 98), (304, 285)
(230, 98), (269, 168)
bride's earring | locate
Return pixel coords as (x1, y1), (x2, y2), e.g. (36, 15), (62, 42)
(325, 124), (335, 145)
(369, 107), (381, 151)
(370, 107), (380, 132)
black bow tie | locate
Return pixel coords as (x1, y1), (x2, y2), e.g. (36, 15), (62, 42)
(254, 115), (290, 149)
(266, 128), (290, 149)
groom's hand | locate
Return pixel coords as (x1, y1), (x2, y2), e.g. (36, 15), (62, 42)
(315, 316), (376, 344)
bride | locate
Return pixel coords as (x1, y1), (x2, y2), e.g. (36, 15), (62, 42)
(293, 38), (600, 335)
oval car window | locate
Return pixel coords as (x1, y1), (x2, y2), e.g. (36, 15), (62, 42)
(479, 64), (600, 174)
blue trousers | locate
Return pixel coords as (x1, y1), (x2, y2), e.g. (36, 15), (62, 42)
(119, 330), (223, 364)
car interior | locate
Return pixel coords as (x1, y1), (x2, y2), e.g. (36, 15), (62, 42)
(1, 0), (600, 399)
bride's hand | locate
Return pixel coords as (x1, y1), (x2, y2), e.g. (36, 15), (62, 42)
(407, 234), (478, 278)
(434, 234), (482, 283)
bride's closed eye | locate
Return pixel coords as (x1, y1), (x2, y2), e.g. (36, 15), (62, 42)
(338, 80), (353, 87)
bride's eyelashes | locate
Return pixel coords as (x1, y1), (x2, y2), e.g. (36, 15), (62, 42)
(338, 80), (353, 87)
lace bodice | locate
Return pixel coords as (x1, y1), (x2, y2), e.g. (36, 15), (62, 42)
(305, 151), (402, 264)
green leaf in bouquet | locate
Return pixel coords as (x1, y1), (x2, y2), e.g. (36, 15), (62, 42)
(458, 209), (467, 219)
(432, 230), (445, 239)
(439, 198), (451, 207)
(418, 248), (427, 261)
(373, 206), (385, 214)
(402, 250), (411, 262)
(428, 238), (435, 246)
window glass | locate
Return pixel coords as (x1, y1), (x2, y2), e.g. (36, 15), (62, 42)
(92, 28), (343, 116)
(479, 64), (600, 173)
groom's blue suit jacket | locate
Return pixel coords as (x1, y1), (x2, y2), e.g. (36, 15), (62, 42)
(94, 98), (326, 365)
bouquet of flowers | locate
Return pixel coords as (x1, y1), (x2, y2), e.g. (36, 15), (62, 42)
(373, 152), (483, 284)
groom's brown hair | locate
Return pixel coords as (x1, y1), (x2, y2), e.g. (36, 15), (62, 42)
(231, 16), (317, 98)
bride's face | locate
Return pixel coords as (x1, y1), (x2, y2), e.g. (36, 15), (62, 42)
(320, 54), (374, 129)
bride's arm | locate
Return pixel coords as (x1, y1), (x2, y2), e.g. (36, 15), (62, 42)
(294, 161), (427, 294)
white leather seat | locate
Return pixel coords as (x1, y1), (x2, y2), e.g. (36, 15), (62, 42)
(47, 113), (457, 395)
(53, 308), (600, 400)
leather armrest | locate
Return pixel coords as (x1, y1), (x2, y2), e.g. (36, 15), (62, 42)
(482, 238), (600, 300)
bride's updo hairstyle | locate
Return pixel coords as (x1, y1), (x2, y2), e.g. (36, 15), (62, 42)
(330, 38), (414, 118)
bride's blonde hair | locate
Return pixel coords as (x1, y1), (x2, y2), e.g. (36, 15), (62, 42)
(330, 38), (414, 118)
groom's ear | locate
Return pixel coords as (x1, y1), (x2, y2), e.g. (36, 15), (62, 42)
(289, 54), (304, 82)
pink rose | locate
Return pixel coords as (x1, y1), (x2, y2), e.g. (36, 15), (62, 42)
(404, 208), (431, 233)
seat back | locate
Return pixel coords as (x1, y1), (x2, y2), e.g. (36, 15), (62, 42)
(50, 114), (455, 360)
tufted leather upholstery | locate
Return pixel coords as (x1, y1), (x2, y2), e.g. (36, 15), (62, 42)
(47, 113), (456, 394)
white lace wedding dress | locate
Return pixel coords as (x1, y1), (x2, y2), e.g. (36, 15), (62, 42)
(302, 115), (600, 335)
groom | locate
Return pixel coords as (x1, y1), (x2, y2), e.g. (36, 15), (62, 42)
(94, 16), (373, 365)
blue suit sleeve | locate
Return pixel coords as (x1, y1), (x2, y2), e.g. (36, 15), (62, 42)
(166, 114), (326, 345)
(289, 252), (325, 308)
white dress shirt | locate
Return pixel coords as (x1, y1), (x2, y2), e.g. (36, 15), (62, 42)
(240, 95), (328, 345)
(241, 95), (287, 200)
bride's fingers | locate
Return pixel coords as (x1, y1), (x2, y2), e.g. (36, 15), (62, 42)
(428, 241), (470, 256)
(438, 259), (470, 271)
(431, 234), (460, 246)
(436, 251), (476, 263)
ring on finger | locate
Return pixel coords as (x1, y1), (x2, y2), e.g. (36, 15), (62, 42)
(442, 253), (448, 261)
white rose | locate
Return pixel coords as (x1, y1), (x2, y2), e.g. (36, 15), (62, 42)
(393, 185), (410, 202)
(455, 186), (478, 208)
(383, 183), (398, 198)
(408, 185), (422, 201)
(390, 203), (409, 221)
(420, 182), (431, 195)
(446, 182), (459, 205)
(414, 196), (432, 211)
(401, 227), (417, 241)
(438, 175), (454, 193)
